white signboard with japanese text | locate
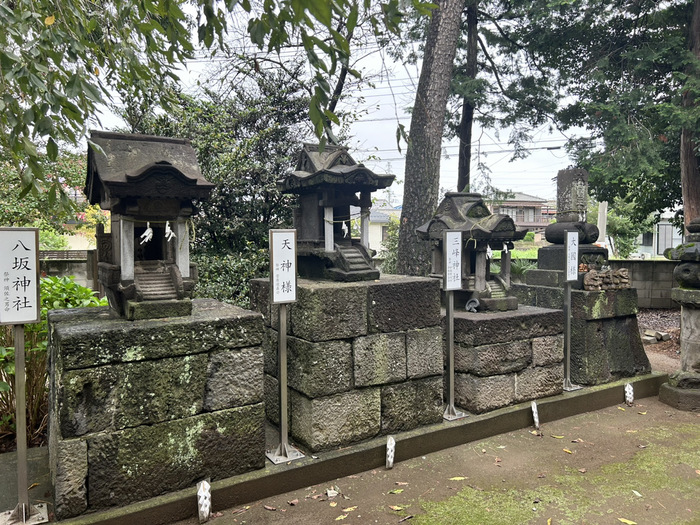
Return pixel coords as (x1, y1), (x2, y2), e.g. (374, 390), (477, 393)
(444, 231), (462, 291)
(270, 229), (297, 304)
(566, 230), (579, 282)
(1, 228), (40, 324)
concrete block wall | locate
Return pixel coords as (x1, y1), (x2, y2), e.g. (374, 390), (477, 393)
(48, 299), (265, 519)
(608, 260), (678, 309)
(251, 275), (444, 452)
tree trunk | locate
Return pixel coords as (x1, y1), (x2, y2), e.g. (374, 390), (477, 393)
(397, 0), (466, 275)
(681, 0), (700, 231)
(457, 1), (478, 193)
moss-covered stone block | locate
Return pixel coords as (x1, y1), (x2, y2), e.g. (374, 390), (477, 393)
(572, 288), (639, 320)
(287, 336), (353, 397)
(452, 306), (563, 346)
(455, 373), (515, 414)
(289, 388), (381, 451)
(289, 280), (368, 341)
(381, 377), (443, 433)
(87, 404), (265, 508)
(354, 332), (406, 387)
(515, 364), (564, 402)
(454, 340), (531, 376)
(49, 299), (263, 370)
(51, 437), (88, 520)
(58, 354), (208, 437)
(367, 276), (440, 333)
(204, 347), (264, 410)
(532, 335), (564, 367)
(406, 327), (443, 379)
(570, 319), (610, 385)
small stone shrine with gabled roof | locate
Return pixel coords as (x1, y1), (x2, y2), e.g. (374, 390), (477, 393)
(278, 143), (395, 281)
(85, 130), (214, 319)
(417, 192), (528, 311)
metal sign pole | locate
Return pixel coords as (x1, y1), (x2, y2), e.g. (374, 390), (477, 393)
(266, 230), (304, 464)
(563, 231), (582, 392)
(443, 231), (466, 421)
(12, 325), (28, 521)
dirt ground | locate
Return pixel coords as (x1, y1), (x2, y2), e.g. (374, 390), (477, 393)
(174, 309), (698, 525)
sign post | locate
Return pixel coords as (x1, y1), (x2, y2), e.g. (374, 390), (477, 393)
(0, 228), (48, 524)
(443, 231), (466, 421)
(563, 231), (582, 392)
(266, 230), (304, 464)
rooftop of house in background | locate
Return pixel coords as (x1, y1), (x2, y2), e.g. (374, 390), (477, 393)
(489, 191), (552, 231)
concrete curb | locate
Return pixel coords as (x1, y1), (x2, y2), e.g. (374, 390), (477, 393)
(59, 373), (668, 525)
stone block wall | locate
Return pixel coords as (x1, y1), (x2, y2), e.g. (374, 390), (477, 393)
(48, 299), (265, 519)
(608, 260), (679, 309)
(250, 275), (444, 452)
(451, 307), (565, 413)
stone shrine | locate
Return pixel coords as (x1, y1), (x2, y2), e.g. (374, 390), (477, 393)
(660, 217), (700, 410)
(417, 192), (527, 311)
(513, 169), (650, 384)
(278, 143), (394, 281)
(85, 131), (214, 320)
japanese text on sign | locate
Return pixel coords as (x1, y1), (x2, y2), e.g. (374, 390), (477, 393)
(270, 229), (297, 303)
(444, 231), (462, 291)
(1, 228), (40, 324)
(566, 230), (579, 282)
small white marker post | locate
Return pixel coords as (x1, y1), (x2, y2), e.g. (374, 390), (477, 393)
(443, 231), (467, 421)
(563, 231), (582, 392)
(0, 228), (48, 525)
(266, 230), (304, 464)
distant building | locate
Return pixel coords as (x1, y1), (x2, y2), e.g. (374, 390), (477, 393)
(488, 192), (552, 233)
(351, 199), (401, 253)
(635, 210), (684, 258)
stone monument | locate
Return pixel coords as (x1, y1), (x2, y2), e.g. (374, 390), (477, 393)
(660, 217), (700, 410)
(278, 143), (394, 281)
(85, 130), (214, 320)
(513, 169), (651, 384)
(416, 192), (527, 311)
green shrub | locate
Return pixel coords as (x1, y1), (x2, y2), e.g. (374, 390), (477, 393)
(0, 276), (106, 448)
(192, 243), (269, 309)
(523, 231), (535, 242)
(378, 217), (399, 274)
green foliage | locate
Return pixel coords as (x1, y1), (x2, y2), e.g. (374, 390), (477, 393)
(379, 217), (400, 274)
(132, 69), (309, 254)
(588, 199), (654, 259)
(192, 247), (269, 309)
(523, 231), (535, 242)
(1, 0), (423, 210)
(510, 258), (537, 277)
(38, 227), (69, 250)
(0, 277), (106, 447)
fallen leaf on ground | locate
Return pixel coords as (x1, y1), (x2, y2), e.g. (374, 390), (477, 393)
(530, 430), (541, 435)
(389, 505), (404, 511)
(495, 457), (502, 463)
(389, 488), (404, 494)
(617, 518), (637, 524)
(28, 483), (39, 490)
(537, 473), (546, 478)
(497, 445), (506, 449)
(330, 501), (338, 507)
(551, 435), (564, 439)
(396, 481), (409, 486)
(638, 411), (647, 415)
(638, 445), (647, 449)
(695, 470), (700, 476)
(327, 488), (339, 498)
(342, 506), (357, 512)
(626, 430), (638, 433)
(287, 499), (299, 506)
(571, 438), (584, 443)
(335, 514), (347, 521)
(211, 512), (224, 518)
(481, 449), (486, 453)
(578, 468), (587, 473)
(563, 448), (573, 454)
(547, 519), (552, 525)
(618, 407), (626, 411)
(449, 477), (467, 481)
(398, 516), (414, 523)
(264, 505), (276, 511)
(632, 490), (642, 497)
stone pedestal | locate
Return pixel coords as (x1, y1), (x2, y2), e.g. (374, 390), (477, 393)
(452, 306), (565, 413)
(659, 288), (700, 411)
(513, 273), (650, 385)
(251, 276), (444, 452)
(48, 299), (266, 519)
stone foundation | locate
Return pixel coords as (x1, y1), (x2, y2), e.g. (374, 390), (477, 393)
(514, 277), (650, 385)
(48, 299), (265, 519)
(251, 276), (444, 452)
(451, 307), (565, 413)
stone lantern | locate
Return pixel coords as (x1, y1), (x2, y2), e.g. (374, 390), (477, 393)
(84, 131), (214, 319)
(278, 143), (395, 281)
(417, 192), (528, 311)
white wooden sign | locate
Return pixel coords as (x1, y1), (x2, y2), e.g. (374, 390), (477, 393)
(566, 230), (579, 282)
(444, 230), (462, 291)
(0, 228), (40, 325)
(270, 229), (297, 304)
